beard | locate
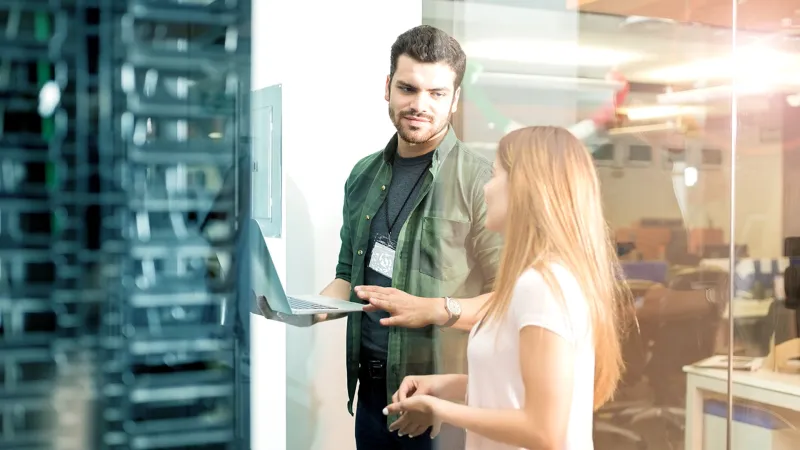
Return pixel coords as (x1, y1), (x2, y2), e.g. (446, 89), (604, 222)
(388, 104), (450, 144)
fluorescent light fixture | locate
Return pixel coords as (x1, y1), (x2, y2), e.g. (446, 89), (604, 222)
(623, 105), (705, 121)
(208, 132), (223, 139)
(464, 39), (643, 67)
(656, 84), (769, 105)
(608, 122), (678, 136)
(642, 45), (800, 83)
(476, 72), (624, 91)
(622, 16), (677, 26)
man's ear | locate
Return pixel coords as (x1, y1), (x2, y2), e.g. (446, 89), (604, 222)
(385, 75), (391, 102)
(451, 87), (461, 114)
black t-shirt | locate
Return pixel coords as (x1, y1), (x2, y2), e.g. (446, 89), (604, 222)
(360, 151), (433, 361)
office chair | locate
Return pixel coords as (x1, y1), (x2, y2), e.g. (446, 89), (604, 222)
(594, 339), (649, 449)
(593, 279), (654, 450)
(627, 268), (730, 441)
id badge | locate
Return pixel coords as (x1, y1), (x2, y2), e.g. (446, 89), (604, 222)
(368, 239), (396, 279)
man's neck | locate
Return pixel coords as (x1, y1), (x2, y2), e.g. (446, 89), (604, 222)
(396, 128), (448, 159)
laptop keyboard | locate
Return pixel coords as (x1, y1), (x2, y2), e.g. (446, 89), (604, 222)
(288, 298), (337, 310)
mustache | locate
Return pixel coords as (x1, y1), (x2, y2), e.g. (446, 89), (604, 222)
(399, 110), (434, 122)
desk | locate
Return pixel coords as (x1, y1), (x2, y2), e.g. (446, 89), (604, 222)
(684, 365), (800, 449)
(723, 299), (773, 320)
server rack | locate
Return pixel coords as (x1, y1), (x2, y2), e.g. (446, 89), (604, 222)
(1, 0), (252, 448)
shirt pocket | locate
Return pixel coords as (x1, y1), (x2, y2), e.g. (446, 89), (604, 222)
(419, 216), (471, 281)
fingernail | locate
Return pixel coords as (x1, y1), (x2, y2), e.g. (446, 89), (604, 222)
(355, 286), (361, 291)
(398, 433), (404, 437)
(382, 407), (388, 415)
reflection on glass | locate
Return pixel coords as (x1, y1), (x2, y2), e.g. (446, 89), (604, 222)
(426, 0), (800, 448)
(592, 143), (615, 164)
(628, 144), (653, 164)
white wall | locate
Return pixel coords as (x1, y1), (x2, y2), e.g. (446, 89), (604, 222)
(250, 1), (422, 449)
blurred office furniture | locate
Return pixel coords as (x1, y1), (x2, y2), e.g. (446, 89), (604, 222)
(0, 1), (252, 449)
(687, 228), (725, 256)
(593, 279), (652, 449)
(701, 244), (749, 259)
(635, 227), (673, 261)
(700, 257), (785, 353)
(615, 221), (728, 263)
(684, 366), (800, 450)
(752, 300), (794, 355)
(722, 299), (774, 320)
(622, 261), (669, 284)
(624, 269), (730, 440)
(704, 258), (789, 299)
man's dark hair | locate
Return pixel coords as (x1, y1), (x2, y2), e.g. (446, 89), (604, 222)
(389, 25), (467, 89)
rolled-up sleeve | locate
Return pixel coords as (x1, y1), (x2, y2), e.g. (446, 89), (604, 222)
(335, 179), (353, 283)
(470, 165), (503, 293)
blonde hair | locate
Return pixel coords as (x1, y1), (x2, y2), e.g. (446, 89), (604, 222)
(479, 126), (631, 410)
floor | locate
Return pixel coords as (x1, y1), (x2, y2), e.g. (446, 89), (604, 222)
(596, 420), (684, 450)
(593, 370), (688, 450)
(591, 313), (770, 450)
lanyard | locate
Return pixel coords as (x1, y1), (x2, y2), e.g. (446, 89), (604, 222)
(385, 161), (432, 235)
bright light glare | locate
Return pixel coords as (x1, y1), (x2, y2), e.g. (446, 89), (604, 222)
(684, 166), (698, 187)
(464, 39), (643, 67)
(624, 105), (705, 121)
(643, 45), (800, 84)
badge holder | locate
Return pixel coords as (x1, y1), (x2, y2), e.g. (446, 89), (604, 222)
(368, 234), (396, 280)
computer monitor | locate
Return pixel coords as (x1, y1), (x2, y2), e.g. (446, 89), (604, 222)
(783, 237), (800, 340)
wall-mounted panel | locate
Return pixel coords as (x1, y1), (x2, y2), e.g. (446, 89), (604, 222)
(251, 84), (282, 237)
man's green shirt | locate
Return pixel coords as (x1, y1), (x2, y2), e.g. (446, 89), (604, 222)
(335, 127), (503, 416)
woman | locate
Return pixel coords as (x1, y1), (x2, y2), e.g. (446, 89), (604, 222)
(382, 126), (630, 449)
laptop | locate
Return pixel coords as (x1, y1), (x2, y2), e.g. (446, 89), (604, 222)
(250, 219), (364, 315)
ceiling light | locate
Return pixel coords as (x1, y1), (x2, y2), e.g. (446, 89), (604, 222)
(475, 72), (624, 91)
(684, 166), (698, 187)
(208, 132), (223, 139)
(464, 39), (643, 67)
(623, 105), (705, 121)
(641, 45), (800, 83)
(656, 83), (771, 105)
(621, 16), (677, 27)
(607, 122), (678, 136)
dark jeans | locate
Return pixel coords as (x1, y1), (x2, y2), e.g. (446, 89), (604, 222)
(355, 360), (434, 450)
(355, 360), (466, 450)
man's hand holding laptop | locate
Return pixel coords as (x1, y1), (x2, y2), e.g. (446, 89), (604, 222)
(253, 292), (318, 327)
(253, 278), (360, 327)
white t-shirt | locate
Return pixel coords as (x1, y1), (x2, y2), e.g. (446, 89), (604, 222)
(465, 265), (595, 450)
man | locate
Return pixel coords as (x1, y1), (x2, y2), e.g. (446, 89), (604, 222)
(258, 25), (502, 450)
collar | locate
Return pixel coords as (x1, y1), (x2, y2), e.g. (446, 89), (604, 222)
(382, 125), (458, 176)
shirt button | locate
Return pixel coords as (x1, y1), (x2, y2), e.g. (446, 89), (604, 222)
(381, 185), (386, 191)
(357, 250), (363, 255)
(365, 215), (370, 220)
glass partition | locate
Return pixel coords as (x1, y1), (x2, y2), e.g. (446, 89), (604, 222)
(423, 1), (752, 448)
(726, 4), (800, 450)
